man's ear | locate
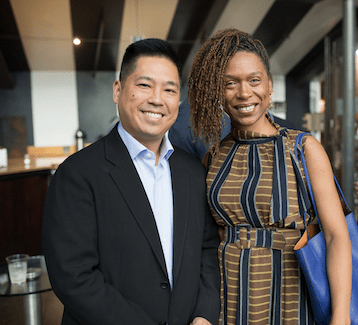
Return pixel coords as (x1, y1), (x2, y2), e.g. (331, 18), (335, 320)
(113, 80), (121, 104)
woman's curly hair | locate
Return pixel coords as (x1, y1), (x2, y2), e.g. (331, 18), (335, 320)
(188, 29), (271, 156)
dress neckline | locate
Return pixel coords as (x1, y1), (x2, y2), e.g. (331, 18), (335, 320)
(231, 114), (282, 140)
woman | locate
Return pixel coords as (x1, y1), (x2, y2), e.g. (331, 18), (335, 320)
(188, 29), (352, 325)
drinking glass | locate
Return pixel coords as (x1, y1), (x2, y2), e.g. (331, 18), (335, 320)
(6, 254), (29, 284)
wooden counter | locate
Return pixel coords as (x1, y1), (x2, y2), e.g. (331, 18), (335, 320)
(0, 156), (68, 262)
(0, 157), (66, 178)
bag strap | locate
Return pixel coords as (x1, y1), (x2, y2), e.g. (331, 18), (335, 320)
(294, 132), (352, 232)
(294, 132), (320, 228)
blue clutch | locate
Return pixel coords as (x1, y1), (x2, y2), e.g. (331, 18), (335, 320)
(293, 132), (358, 325)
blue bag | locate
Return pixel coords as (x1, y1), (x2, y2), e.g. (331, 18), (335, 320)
(293, 132), (358, 325)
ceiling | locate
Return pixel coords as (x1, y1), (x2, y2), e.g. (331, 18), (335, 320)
(0, 0), (352, 90)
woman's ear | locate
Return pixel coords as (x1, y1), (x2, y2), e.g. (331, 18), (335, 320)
(269, 78), (273, 101)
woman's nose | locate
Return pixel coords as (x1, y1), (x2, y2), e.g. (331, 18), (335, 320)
(236, 82), (252, 99)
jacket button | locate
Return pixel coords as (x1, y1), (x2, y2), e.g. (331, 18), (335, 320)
(159, 322), (166, 325)
(160, 281), (169, 289)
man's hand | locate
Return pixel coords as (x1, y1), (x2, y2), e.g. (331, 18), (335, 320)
(190, 317), (211, 325)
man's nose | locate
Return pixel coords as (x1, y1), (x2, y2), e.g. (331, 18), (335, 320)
(148, 88), (164, 105)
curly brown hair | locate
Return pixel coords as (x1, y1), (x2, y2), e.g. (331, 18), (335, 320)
(188, 29), (271, 156)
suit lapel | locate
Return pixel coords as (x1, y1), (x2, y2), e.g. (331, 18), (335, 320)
(170, 151), (190, 285)
(104, 128), (167, 276)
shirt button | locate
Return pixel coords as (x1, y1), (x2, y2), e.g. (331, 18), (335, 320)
(146, 153), (151, 158)
(160, 281), (169, 289)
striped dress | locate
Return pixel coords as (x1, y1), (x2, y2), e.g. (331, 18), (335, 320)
(206, 118), (314, 325)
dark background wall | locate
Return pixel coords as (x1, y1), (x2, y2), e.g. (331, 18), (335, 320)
(286, 76), (310, 130)
(0, 71), (119, 147)
(77, 71), (118, 143)
(0, 72), (34, 146)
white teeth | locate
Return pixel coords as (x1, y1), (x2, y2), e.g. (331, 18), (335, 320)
(237, 105), (255, 112)
(144, 112), (162, 118)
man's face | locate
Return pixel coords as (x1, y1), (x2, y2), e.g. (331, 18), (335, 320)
(113, 56), (180, 150)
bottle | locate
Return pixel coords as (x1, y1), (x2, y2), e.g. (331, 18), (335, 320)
(75, 129), (86, 151)
(24, 154), (30, 166)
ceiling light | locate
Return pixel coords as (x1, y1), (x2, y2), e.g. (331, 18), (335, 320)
(73, 38), (81, 46)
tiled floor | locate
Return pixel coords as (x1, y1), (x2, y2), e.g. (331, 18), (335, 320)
(0, 290), (63, 325)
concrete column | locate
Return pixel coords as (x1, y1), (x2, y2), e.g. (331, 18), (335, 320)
(342, 0), (356, 208)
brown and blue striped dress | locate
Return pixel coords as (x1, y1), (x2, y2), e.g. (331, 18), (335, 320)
(206, 117), (314, 325)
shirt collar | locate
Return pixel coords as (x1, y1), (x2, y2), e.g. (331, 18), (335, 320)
(117, 121), (174, 161)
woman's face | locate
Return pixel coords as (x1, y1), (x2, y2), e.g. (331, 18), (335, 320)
(223, 51), (273, 133)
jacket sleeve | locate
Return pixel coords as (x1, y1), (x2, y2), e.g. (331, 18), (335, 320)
(42, 158), (158, 325)
(190, 164), (221, 325)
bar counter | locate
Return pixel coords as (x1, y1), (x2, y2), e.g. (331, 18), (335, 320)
(0, 156), (67, 263)
(0, 156), (66, 177)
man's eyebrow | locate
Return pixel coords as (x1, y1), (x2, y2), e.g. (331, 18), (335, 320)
(137, 76), (179, 88)
(137, 76), (152, 81)
(166, 80), (180, 89)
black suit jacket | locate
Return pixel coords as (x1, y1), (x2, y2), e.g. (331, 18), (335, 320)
(42, 126), (220, 325)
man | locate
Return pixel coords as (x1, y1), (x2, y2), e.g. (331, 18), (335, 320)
(42, 39), (220, 325)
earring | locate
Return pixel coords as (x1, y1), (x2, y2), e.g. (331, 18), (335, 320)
(219, 102), (230, 118)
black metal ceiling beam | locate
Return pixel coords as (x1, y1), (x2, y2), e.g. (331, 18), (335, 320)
(287, 38), (325, 87)
(0, 0), (29, 89)
(167, 0), (230, 83)
(0, 49), (14, 89)
(253, 0), (321, 56)
(167, 0), (228, 66)
(93, 19), (105, 77)
(287, 8), (355, 87)
(70, 0), (124, 71)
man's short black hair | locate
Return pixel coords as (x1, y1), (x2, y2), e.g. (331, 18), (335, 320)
(119, 38), (182, 84)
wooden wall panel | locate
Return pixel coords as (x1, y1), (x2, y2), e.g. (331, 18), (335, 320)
(0, 171), (50, 263)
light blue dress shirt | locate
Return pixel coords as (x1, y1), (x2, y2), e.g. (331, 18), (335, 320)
(117, 122), (174, 288)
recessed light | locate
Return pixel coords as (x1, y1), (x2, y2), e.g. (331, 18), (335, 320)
(73, 38), (81, 46)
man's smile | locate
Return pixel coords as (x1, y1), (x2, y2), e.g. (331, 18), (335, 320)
(143, 111), (163, 118)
